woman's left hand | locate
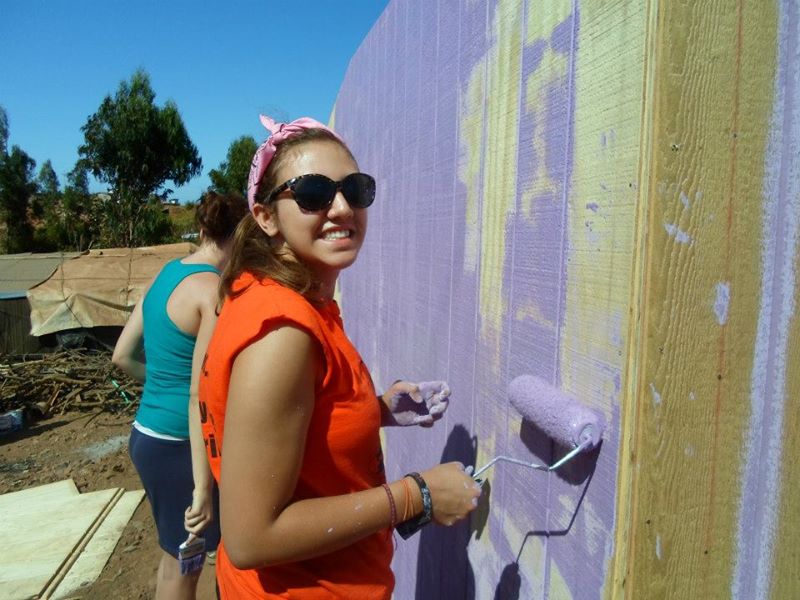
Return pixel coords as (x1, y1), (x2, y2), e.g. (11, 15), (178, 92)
(381, 380), (450, 427)
(184, 487), (214, 535)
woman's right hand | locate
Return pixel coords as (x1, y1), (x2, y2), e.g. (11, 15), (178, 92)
(420, 461), (482, 526)
(184, 487), (214, 536)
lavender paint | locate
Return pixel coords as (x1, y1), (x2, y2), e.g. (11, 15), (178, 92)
(334, 0), (619, 598)
(733, 2), (800, 598)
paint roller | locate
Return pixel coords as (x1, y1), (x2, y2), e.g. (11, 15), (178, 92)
(472, 375), (606, 479)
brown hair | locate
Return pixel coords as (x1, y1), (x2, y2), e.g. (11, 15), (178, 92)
(196, 191), (248, 245)
(219, 128), (356, 303)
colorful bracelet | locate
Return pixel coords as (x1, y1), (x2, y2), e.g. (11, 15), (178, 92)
(395, 472), (433, 539)
(381, 483), (397, 527)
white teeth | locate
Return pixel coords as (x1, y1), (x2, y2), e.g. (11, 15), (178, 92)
(322, 230), (351, 240)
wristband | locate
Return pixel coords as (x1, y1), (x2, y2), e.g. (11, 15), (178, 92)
(395, 472), (433, 539)
(381, 483), (397, 527)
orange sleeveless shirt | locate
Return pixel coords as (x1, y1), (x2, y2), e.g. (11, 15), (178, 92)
(199, 273), (393, 599)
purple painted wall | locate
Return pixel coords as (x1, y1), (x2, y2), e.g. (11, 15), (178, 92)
(331, 0), (800, 597)
(333, 1), (620, 597)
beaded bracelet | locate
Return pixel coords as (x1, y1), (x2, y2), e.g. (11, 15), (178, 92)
(400, 476), (414, 523)
(395, 472), (433, 539)
(381, 483), (397, 527)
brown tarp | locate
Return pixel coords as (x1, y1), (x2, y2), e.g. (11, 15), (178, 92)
(0, 252), (83, 297)
(27, 243), (197, 336)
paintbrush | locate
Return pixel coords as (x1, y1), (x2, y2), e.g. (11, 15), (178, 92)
(178, 535), (206, 575)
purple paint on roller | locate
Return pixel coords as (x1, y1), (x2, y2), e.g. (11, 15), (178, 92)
(508, 375), (605, 449)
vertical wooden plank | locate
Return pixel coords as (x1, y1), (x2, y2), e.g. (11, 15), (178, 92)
(470, 1), (527, 596)
(772, 286), (800, 598)
(412, 2), (471, 598)
(330, 1), (797, 598)
(623, 1), (779, 598)
(501, 1), (577, 598)
(556, 0), (648, 598)
(740, 2), (800, 597)
(0, 298), (40, 354)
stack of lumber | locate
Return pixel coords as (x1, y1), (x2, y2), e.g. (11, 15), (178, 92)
(0, 350), (141, 416)
(0, 480), (144, 599)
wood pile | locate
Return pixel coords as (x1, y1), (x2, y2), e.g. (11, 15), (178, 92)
(0, 350), (140, 416)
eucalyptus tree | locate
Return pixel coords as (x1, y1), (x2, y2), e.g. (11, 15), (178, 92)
(79, 70), (200, 247)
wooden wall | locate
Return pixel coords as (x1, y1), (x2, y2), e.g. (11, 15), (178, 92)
(0, 297), (40, 355)
(331, 0), (799, 598)
(616, 1), (799, 598)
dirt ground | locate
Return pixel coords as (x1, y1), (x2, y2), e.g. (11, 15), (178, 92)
(0, 410), (217, 599)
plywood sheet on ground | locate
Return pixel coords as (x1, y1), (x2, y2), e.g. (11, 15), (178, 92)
(0, 487), (120, 599)
(0, 479), (79, 507)
(51, 489), (144, 599)
(40, 488), (125, 599)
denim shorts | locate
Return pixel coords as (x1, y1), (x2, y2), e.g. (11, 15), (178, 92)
(129, 427), (221, 557)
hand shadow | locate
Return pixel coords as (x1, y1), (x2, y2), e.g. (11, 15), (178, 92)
(494, 562), (521, 600)
(414, 424), (477, 600)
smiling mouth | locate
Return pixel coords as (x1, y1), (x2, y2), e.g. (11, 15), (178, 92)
(321, 229), (352, 241)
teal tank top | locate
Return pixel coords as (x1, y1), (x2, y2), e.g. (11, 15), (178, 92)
(135, 259), (219, 438)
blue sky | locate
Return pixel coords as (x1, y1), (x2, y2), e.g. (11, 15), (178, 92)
(0, 1), (389, 202)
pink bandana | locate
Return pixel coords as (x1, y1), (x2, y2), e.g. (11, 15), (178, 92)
(246, 115), (343, 213)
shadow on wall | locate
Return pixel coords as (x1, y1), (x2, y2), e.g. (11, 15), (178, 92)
(413, 421), (601, 599)
(520, 418), (600, 487)
(414, 425), (477, 600)
(491, 423), (601, 600)
(494, 561), (522, 600)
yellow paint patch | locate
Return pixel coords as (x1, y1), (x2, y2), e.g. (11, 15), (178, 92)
(561, 0), (645, 381)
(477, 0), (523, 367)
(501, 515), (547, 592)
(459, 64), (487, 275)
(555, 495), (607, 556)
(515, 299), (557, 332)
(328, 105), (336, 130)
(526, 0), (573, 46)
(474, 430), (499, 482)
(520, 20), (570, 216)
(543, 1), (651, 598)
(549, 558), (574, 600)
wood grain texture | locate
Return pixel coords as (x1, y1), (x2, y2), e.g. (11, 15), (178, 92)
(51, 490), (144, 599)
(0, 479), (78, 507)
(0, 488), (120, 599)
(557, 0), (649, 597)
(331, 0), (794, 597)
(622, 1), (778, 598)
(41, 488), (125, 598)
(772, 282), (800, 597)
(763, 4), (800, 595)
(503, 3), (577, 596)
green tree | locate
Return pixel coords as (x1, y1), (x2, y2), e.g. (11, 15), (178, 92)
(0, 105), (8, 157)
(208, 135), (257, 197)
(45, 164), (101, 251)
(78, 70), (201, 247)
(169, 200), (197, 240)
(37, 160), (59, 196)
(135, 196), (174, 245)
(0, 146), (37, 253)
(32, 159), (60, 220)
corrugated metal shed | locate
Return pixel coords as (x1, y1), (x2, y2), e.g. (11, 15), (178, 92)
(0, 252), (82, 295)
(0, 297), (39, 354)
(0, 252), (82, 354)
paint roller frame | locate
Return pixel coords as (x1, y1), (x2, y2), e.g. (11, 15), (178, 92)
(472, 375), (605, 480)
